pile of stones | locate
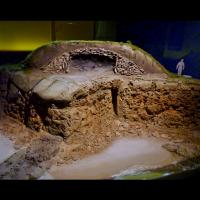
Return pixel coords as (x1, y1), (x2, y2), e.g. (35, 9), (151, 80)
(40, 47), (145, 76)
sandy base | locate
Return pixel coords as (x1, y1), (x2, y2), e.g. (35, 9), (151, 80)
(0, 116), (199, 180)
(44, 137), (179, 180)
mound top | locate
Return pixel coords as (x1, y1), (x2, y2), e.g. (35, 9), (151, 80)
(23, 40), (168, 76)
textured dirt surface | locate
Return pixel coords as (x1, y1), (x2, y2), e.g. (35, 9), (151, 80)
(0, 117), (200, 179)
(0, 118), (66, 179)
(1, 41), (200, 179)
(47, 137), (179, 180)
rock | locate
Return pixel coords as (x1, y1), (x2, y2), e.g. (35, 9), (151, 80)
(138, 109), (150, 120)
(113, 119), (121, 127)
(25, 134), (63, 164)
(87, 146), (92, 151)
(33, 75), (90, 102)
(106, 132), (112, 137)
(174, 139), (184, 143)
(0, 134), (64, 179)
(160, 134), (170, 139)
(38, 172), (54, 180)
(151, 131), (160, 138)
(121, 122), (129, 129)
(156, 110), (183, 127)
(115, 131), (121, 136)
(162, 143), (200, 158)
(162, 143), (178, 153)
(135, 125), (140, 129)
(11, 71), (44, 93)
(146, 104), (162, 115)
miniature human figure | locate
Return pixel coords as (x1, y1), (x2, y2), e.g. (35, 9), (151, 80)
(176, 59), (185, 76)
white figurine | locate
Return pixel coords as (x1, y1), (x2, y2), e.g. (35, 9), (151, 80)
(176, 59), (185, 76)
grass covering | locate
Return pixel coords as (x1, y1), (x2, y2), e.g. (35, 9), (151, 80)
(25, 40), (172, 75)
(4, 40), (200, 83)
(167, 75), (200, 85)
(120, 171), (169, 180)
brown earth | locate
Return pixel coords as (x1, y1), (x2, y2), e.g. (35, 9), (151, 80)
(0, 115), (200, 179)
(1, 41), (200, 179)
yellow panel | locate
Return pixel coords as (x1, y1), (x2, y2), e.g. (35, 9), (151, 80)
(0, 21), (51, 51)
(55, 21), (94, 40)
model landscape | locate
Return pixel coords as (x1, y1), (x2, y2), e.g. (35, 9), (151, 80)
(0, 40), (200, 179)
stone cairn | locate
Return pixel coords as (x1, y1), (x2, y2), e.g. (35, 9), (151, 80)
(40, 47), (144, 76)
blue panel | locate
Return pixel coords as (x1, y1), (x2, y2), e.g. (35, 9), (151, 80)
(167, 22), (185, 51)
(116, 20), (200, 79)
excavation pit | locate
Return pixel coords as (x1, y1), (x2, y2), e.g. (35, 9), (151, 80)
(1, 40), (200, 179)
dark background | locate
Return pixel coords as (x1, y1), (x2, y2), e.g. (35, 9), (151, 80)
(115, 21), (200, 79)
(1, 20), (200, 79)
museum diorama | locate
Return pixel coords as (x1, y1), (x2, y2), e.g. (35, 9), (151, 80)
(0, 22), (200, 180)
